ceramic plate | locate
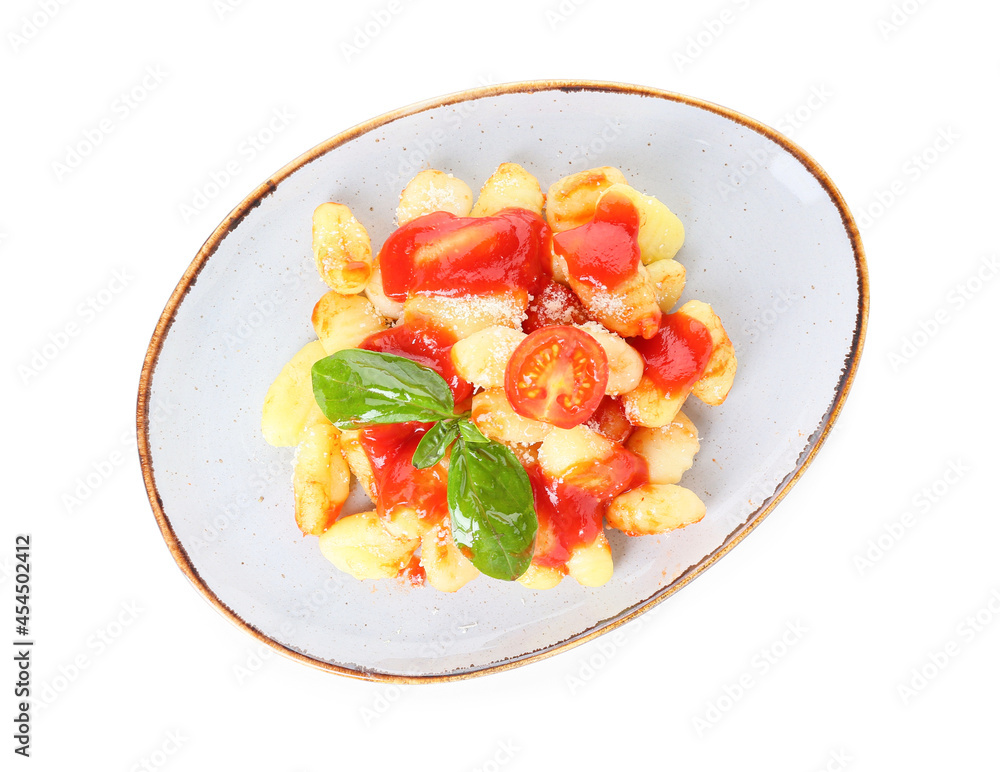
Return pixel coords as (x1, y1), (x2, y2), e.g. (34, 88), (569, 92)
(137, 81), (867, 681)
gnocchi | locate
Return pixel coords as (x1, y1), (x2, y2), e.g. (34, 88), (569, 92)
(312, 203), (373, 294)
(621, 373), (688, 428)
(339, 429), (377, 501)
(646, 258), (686, 313)
(679, 300), (738, 406)
(318, 510), (418, 580)
(546, 166), (627, 232)
(574, 322), (643, 395)
(397, 170), (473, 225)
(566, 532), (614, 587)
(364, 260), (404, 320)
(312, 291), (390, 354)
(472, 388), (553, 445)
(626, 412), (700, 484)
(606, 484), (706, 536)
(568, 262), (662, 339)
(516, 562), (564, 590)
(451, 325), (526, 389)
(470, 162), (545, 217)
(420, 520), (480, 592)
(538, 424), (614, 480)
(293, 407), (350, 536)
(403, 291), (528, 340)
(599, 183), (686, 264)
(261, 340), (328, 447)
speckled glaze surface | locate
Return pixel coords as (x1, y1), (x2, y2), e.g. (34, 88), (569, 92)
(137, 81), (867, 682)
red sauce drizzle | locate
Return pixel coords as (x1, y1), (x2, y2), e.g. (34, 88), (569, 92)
(528, 447), (648, 568)
(360, 322), (472, 403)
(400, 554), (426, 586)
(551, 191), (641, 290)
(630, 312), (714, 395)
(378, 208), (548, 300)
(359, 422), (449, 526)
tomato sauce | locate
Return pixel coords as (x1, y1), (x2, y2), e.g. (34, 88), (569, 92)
(630, 312), (714, 395)
(551, 191), (641, 290)
(528, 447), (648, 568)
(378, 208), (549, 300)
(400, 554), (427, 586)
(585, 396), (634, 444)
(359, 422), (449, 526)
(360, 322), (472, 403)
(523, 280), (591, 332)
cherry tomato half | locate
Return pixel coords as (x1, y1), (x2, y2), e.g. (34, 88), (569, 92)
(504, 326), (609, 429)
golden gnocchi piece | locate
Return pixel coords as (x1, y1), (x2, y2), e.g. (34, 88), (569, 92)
(646, 258), (686, 313)
(318, 510), (418, 580)
(569, 262), (661, 339)
(403, 291), (528, 340)
(261, 340), (328, 447)
(397, 170), (474, 225)
(470, 163), (545, 217)
(678, 300), (737, 406)
(450, 325), (526, 389)
(621, 375), (688, 428)
(383, 506), (434, 541)
(312, 291), (390, 354)
(626, 412), (700, 485)
(543, 248), (568, 285)
(545, 166), (627, 232)
(574, 322), (643, 395)
(538, 425), (614, 480)
(516, 562), (564, 590)
(472, 389), (553, 446)
(420, 520), (479, 592)
(339, 429), (376, 501)
(312, 203), (373, 294)
(364, 260), (404, 320)
(567, 532), (614, 587)
(293, 408), (350, 536)
(606, 484), (706, 536)
(599, 183), (685, 264)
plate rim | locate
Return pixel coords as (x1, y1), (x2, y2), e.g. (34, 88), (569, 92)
(136, 79), (869, 683)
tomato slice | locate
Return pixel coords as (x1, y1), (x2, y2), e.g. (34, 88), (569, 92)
(504, 326), (609, 429)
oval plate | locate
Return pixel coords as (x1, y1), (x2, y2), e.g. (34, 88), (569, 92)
(137, 81), (867, 682)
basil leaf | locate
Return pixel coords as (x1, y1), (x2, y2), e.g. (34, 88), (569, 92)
(447, 438), (537, 581)
(312, 349), (455, 429)
(458, 420), (489, 445)
(412, 419), (459, 469)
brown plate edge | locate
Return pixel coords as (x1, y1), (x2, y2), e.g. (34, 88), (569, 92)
(135, 79), (870, 684)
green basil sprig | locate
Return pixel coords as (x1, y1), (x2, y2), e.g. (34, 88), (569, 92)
(447, 439), (537, 581)
(312, 349), (537, 581)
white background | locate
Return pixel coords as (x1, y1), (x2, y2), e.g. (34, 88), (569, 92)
(3, 0), (998, 769)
